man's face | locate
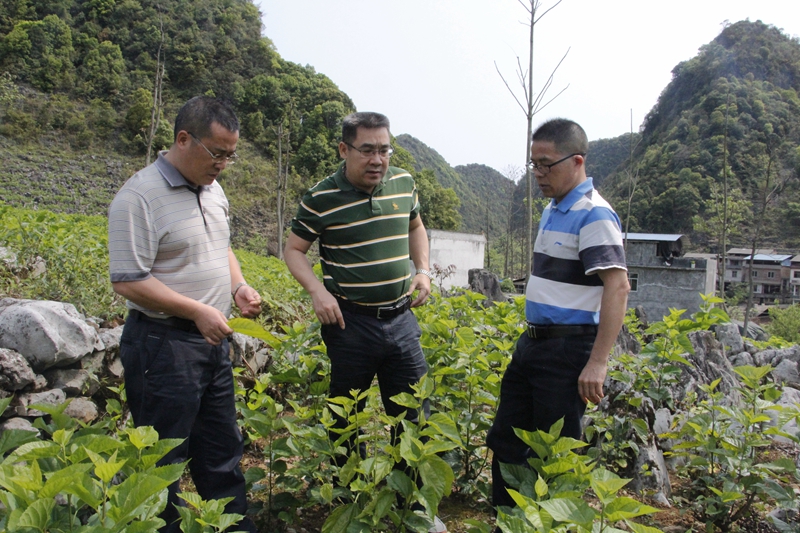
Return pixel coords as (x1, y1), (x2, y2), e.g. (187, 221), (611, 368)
(339, 127), (391, 193)
(530, 140), (584, 203)
(178, 121), (239, 187)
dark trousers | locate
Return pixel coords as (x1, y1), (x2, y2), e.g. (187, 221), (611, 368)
(486, 331), (594, 508)
(120, 310), (255, 533)
(321, 308), (430, 462)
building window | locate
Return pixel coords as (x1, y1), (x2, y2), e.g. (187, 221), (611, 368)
(754, 284), (761, 293)
(794, 271), (800, 279)
(628, 273), (638, 292)
(731, 271), (738, 278)
(768, 271), (775, 278)
(752, 271), (758, 277)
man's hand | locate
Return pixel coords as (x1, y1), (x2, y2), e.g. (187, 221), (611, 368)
(311, 288), (345, 329)
(578, 357), (608, 405)
(408, 273), (431, 307)
(191, 304), (234, 345)
(235, 285), (262, 318)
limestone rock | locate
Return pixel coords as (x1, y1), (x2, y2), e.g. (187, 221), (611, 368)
(99, 326), (123, 357)
(230, 331), (262, 366)
(628, 438), (671, 503)
(43, 369), (94, 396)
(64, 397), (98, 424)
(468, 269), (508, 304)
(0, 417), (40, 437)
(0, 348), (36, 391)
(682, 331), (741, 403)
(14, 389), (66, 417)
(713, 322), (744, 354)
(0, 299), (101, 372)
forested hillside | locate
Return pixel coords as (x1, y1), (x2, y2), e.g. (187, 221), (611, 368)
(2, 7), (800, 264)
(601, 20), (800, 250)
(0, 0), (457, 255)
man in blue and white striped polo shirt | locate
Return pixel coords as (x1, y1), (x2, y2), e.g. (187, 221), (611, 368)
(487, 119), (630, 513)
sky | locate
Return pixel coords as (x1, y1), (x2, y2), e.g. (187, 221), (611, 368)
(259, 1), (800, 177)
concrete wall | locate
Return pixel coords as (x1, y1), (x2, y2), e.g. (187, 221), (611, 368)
(427, 229), (486, 289)
(626, 242), (710, 322)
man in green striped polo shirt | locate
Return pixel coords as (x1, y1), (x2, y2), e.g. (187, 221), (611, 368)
(285, 112), (446, 532)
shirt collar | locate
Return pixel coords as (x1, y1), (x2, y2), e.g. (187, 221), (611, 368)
(552, 177), (594, 212)
(155, 151), (199, 190)
(332, 162), (386, 194)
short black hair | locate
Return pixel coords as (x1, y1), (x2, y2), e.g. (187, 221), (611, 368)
(532, 118), (588, 156)
(174, 96), (239, 141)
(342, 112), (391, 144)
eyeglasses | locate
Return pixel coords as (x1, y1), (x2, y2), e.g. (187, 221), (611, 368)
(345, 142), (394, 159)
(528, 152), (584, 175)
(188, 132), (239, 165)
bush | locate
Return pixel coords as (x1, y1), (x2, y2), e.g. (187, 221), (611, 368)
(767, 304), (800, 342)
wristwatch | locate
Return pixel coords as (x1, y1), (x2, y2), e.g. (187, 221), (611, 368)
(416, 269), (433, 280)
(231, 281), (249, 299)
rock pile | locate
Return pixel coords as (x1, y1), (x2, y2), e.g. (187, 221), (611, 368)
(0, 298), (269, 435)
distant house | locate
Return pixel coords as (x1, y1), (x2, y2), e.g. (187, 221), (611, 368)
(790, 255), (800, 304)
(426, 229), (486, 290)
(624, 233), (714, 322)
(724, 248), (796, 304)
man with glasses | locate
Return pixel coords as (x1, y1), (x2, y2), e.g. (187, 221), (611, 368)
(284, 112), (446, 532)
(486, 119), (630, 523)
(108, 96), (260, 533)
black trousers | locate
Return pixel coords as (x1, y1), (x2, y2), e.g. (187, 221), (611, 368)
(120, 310), (255, 533)
(486, 331), (595, 509)
(321, 308), (430, 465)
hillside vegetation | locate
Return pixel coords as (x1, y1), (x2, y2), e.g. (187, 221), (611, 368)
(2, 6), (800, 265)
(601, 20), (800, 250)
(0, 0), (458, 256)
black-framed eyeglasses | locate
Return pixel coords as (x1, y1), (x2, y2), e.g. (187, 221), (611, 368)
(188, 132), (239, 165)
(345, 142), (394, 159)
(528, 152), (584, 175)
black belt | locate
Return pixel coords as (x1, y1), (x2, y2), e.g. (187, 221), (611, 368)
(526, 323), (597, 339)
(335, 295), (411, 320)
(129, 309), (202, 335)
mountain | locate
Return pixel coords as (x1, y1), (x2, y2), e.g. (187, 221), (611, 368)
(601, 20), (800, 250)
(396, 134), (521, 234)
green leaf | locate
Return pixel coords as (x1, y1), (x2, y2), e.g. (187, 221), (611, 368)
(125, 426), (160, 450)
(3, 441), (60, 465)
(228, 317), (279, 343)
(538, 497), (595, 529)
(386, 470), (415, 499)
(627, 522), (667, 533)
(322, 503), (360, 533)
(0, 428), (39, 456)
(16, 497), (55, 530)
(603, 496), (659, 521)
(423, 413), (462, 445)
(419, 454), (454, 498)
(39, 462), (93, 498)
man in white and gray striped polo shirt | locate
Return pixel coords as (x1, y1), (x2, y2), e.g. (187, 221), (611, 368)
(487, 119), (631, 519)
(108, 97), (261, 533)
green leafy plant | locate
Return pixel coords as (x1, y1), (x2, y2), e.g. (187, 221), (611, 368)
(496, 419), (663, 533)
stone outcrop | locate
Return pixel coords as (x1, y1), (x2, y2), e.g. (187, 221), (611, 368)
(0, 298), (273, 434)
(0, 299), (102, 372)
(467, 269), (508, 303)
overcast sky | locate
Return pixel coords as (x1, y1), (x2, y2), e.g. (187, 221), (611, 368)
(259, 1), (800, 177)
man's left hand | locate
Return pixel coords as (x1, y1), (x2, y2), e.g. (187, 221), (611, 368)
(407, 273), (431, 307)
(578, 358), (607, 405)
(235, 285), (262, 318)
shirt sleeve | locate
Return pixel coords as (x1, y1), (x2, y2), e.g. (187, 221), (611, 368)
(108, 189), (158, 282)
(290, 190), (323, 243)
(579, 207), (627, 274)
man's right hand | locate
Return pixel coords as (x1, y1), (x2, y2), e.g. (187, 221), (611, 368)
(311, 289), (345, 329)
(191, 304), (234, 345)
